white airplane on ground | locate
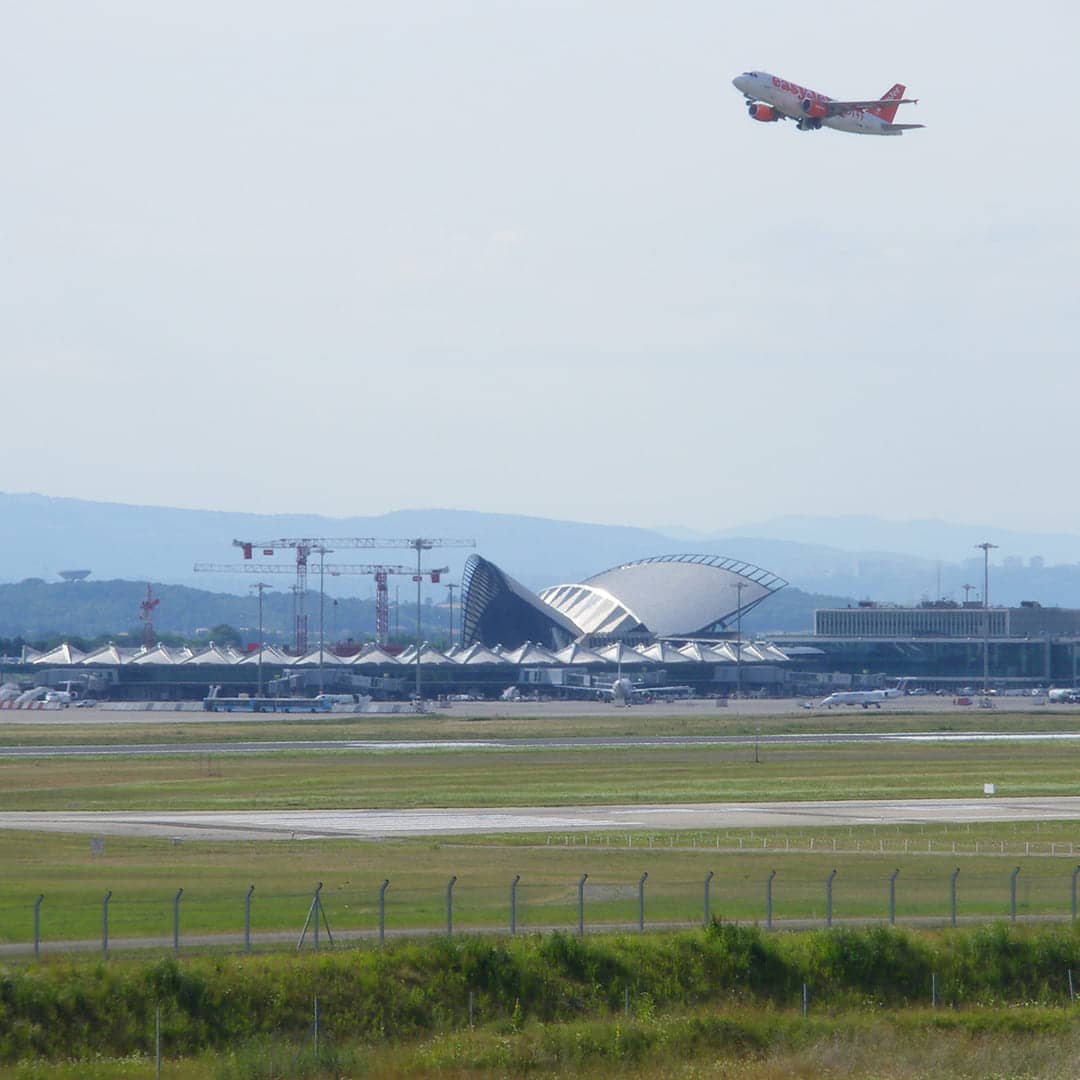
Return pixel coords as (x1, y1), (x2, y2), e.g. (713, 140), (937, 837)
(733, 71), (924, 135)
(819, 680), (910, 709)
(1047, 688), (1080, 704)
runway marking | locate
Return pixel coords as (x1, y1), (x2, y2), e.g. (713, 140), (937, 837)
(3, 797), (1080, 842)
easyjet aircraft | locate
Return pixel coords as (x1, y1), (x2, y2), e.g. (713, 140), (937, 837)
(733, 71), (924, 135)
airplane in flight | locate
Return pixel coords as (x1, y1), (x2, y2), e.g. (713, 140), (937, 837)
(819, 680), (910, 709)
(733, 71), (924, 135)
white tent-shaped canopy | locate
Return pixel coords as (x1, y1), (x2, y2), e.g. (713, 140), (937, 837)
(595, 642), (649, 666)
(453, 643), (505, 665)
(349, 645), (402, 666)
(32, 643), (86, 666)
(501, 641), (560, 665)
(677, 642), (716, 662)
(130, 644), (191, 666)
(238, 645), (293, 666)
(552, 643), (607, 665)
(294, 648), (346, 666)
(635, 641), (691, 664)
(80, 643), (130, 666)
(184, 644), (238, 665)
(397, 643), (454, 665)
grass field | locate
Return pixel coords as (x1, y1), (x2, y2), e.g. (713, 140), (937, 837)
(2, 713), (1080, 949)
(2, 739), (1080, 811)
(3, 826), (1080, 947)
(5, 711), (1080, 1075)
(2, 704), (1080, 746)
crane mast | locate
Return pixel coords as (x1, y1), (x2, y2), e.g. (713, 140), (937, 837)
(226, 536), (475, 653)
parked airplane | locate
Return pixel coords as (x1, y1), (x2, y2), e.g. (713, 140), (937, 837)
(819, 680), (910, 709)
(1047, 688), (1080, 704)
(733, 71), (924, 135)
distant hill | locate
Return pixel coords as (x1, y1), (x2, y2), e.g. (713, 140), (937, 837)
(4, 492), (1080, 615)
(709, 514), (1080, 566)
(0, 577), (845, 644)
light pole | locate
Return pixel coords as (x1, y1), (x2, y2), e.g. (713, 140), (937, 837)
(317, 546), (330, 694)
(411, 538), (433, 705)
(446, 583), (457, 649)
(252, 582), (270, 698)
(735, 580), (746, 701)
(976, 542), (998, 692)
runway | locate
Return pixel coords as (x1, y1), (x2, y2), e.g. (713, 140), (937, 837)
(4, 730), (1080, 758)
(3, 797), (1080, 841)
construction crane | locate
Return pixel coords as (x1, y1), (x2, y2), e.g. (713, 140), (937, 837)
(228, 537), (476, 689)
(139, 585), (160, 650)
(194, 562), (418, 649)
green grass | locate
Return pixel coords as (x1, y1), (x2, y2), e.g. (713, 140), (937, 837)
(5, 1007), (1080, 1078)
(2, 739), (1080, 812)
(3, 706), (1080, 747)
(3, 829), (1080, 947)
(6, 925), (1080, 1074)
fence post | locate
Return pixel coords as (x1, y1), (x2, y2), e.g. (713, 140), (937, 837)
(244, 885), (254, 954)
(889, 869), (900, 926)
(826, 869), (837, 929)
(704, 870), (714, 927)
(1074, 866), (1080, 922)
(766, 870), (776, 931)
(379, 879), (389, 946)
(33, 894), (43, 961)
(447, 875), (457, 939)
(510, 874), (520, 935)
(950, 867), (960, 928)
(102, 890), (112, 958)
(1010, 866), (1020, 922)
(173, 888), (183, 954)
(578, 874), (588, 936)
(638, 872), (648, 933)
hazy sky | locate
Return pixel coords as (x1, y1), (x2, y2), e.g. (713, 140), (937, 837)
(4, 2), (1077, 533)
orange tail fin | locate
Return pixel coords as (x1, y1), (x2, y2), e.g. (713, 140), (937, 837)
(871, 83), (905, 123)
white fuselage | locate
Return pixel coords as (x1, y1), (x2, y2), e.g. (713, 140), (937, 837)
(733, 71), (900, 136)
(820, 683), (906, 708)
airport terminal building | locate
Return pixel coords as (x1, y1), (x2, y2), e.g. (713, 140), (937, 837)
(460, 553), (787, 650)
(776, 600), (1080, 690)
(5, 553), (800, 702)
(10, 563), (1080, 703)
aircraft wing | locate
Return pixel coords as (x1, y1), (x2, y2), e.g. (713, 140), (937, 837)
(882, 122), (925, 131)
(826, 98), (917, 115)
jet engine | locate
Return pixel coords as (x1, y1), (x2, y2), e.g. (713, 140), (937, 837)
(748, 103), (779, 122)
(801, 98), (828, 120)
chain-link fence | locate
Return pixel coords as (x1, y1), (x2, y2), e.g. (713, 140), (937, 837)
(4, 860), (1080, 958)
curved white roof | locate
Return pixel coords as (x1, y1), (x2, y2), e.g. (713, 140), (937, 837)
(537, 583), (644, 638)
(558, 555), (785, 639)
